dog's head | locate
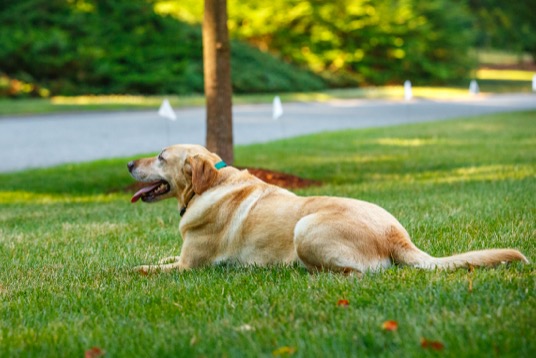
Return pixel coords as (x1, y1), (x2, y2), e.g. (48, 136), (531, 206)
(127, 144), (224, 205)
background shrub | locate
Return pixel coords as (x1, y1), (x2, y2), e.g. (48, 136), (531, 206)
(2, 0), (529, 97)
(0, 0), (325, 96)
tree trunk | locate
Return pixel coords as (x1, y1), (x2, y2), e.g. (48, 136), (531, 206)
(203, 0), (234, 164)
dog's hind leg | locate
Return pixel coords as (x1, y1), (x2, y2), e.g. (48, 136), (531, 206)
(293, 214), (392, 273)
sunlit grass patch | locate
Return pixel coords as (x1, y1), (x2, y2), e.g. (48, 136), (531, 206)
(51, 95), (162, 106)
(369, 164), (535, 184)
(375, 137), (453, 147)
(476, 69), (535, 81)
(0, 191), (122, 204)
(50, 94), (206, 108)
(323, 86), (470, 100)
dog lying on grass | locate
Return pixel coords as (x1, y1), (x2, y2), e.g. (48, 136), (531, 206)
(128, 144), (528, 274)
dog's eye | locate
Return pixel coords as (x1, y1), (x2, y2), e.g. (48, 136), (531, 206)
(158, 153), (165, 162)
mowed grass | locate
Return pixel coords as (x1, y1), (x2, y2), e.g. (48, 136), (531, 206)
(1, 111), (535, 357)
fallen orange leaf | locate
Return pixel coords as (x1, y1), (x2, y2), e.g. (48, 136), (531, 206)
(382, 320), (398, 331)
(272, 346), (296, 356)
(337, 299), (349, 307)
(85, 347), (105, 358)
(421, 338), (445, 351)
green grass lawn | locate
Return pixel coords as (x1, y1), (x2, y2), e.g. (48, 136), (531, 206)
(1, 111), (535, 357)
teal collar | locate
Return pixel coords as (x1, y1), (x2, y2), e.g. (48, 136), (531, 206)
(215, 161), (227, 170)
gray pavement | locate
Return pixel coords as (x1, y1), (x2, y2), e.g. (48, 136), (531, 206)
(0, 93), (535, 172)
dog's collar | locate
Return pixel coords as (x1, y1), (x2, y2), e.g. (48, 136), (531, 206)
(180, 194), (193, 217)
(180, 160), (227, 217)
(214, 160), (227, 170)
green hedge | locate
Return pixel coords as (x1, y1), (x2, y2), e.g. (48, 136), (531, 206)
(0, 0), (325, 97)
(1, 0), (490, 97)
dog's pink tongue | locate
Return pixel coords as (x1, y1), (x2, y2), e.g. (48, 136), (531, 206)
(131, 182), (160, 203)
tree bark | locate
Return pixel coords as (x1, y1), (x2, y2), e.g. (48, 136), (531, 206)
(203, 0), (234, 164)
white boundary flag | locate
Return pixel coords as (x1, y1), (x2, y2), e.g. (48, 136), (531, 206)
(469, 79), (479, 95)
(273, 96), (283, 120)
(158, 98), (177, 121)
(404, 80), (412, 101)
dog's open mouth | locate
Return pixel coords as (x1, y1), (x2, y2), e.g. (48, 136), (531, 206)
(131, 180), (171, 203)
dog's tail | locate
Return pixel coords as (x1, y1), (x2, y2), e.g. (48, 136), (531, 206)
(406, 248), (528, 270)
(389, 228), (529, 269)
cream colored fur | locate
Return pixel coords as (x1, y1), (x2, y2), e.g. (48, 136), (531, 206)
(128, 144), (528, 274)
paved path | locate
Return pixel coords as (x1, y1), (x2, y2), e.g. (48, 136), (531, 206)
(0, 93), (535, 172)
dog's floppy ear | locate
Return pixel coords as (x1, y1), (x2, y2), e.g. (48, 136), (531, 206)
(188, 154), (219, 195)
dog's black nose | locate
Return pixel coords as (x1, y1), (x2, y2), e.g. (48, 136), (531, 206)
(127, 161), (135, 172)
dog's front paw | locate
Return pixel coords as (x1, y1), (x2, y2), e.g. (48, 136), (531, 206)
(133, 262), (184, 274)
(158, 256), (181, 264)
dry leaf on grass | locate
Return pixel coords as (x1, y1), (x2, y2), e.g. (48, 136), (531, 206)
(381, 320), (398, 331)
(85, 347), (105, 358)
(421, 338), (445, 351)
(337, 299), (350, 307)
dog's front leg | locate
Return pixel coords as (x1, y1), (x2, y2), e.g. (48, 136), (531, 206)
(173, 239), (217, 269)
(134, 259), (188, 274)
(133, 252), (211, 274)
(134, 233), (217, 274)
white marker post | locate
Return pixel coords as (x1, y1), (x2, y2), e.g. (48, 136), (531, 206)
(158, 98), (177, 121)
(404, 80), (412, 101)
(273, 95), (283, 120)
(469, 79), (479, 96)
(532, 74), (536, 92)
(158, 98), (176, 145)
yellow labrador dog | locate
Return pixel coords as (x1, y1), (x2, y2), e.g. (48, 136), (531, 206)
(128, 144), (528, 274)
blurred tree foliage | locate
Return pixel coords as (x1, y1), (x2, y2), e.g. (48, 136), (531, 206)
(0, 0), (324, 96)
(160, 0), (476, 86)
(468, 0), (536, 61)
(4, 0), (528, 97)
